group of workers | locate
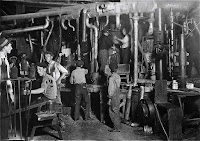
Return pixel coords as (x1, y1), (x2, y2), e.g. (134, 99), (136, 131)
(0, 25), (131, 139)
(98, 26), (130, 74)
(0, 37), (90, 139)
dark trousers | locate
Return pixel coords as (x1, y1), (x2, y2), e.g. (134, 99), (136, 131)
(109, 94), (121, 130)
(1, 87), (10, 140)
(99, 49), (109, 72)
(121, 47), (130, 64)
(74, 84), (90, 120)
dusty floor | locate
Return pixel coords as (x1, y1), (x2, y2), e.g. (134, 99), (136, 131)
(20, 113), (199, 141)
(8, 81), (200, 140)
(29, 114), (162, 141)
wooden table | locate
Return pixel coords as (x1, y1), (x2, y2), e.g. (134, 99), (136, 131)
(168, 88), (200, 123)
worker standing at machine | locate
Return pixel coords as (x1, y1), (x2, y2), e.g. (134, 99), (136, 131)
(44, 51), (68, 104)
(113, 27), (130, 64)
(25, 62), (58, 101)
(98, 27), (113, 73)
(0, 37), (15, 139)
(70, 59), (91, 121)
(107, 62), (121, 132)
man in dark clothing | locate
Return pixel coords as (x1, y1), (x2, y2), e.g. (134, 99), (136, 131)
(98, 28), (113, 73)
(0, 37), (14, 140)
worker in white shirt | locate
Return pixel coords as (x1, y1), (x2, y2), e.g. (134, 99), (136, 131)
(44, 51), (68, 104)
(114, 27), (130, 64)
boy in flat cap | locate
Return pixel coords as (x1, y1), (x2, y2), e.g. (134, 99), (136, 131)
(107, 62), (121, 132)
(0, 37), (14, 139)
(70, 60), (91, 121)
(44, 51), (68, 104)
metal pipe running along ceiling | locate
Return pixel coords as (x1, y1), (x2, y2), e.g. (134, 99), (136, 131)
(1, 0), (198, 22)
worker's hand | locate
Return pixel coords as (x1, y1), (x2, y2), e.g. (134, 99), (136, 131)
(113, 35), (117, 39)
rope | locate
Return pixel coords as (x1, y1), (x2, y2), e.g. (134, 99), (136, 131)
(154, 103), (169, 140)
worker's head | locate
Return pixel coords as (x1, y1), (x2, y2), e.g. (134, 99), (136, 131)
(109, 62), (118, 72)
(36, 62), (48, 76)
(44, 51), (54, 63)
(76, 59), (84, 67)
(0, 37), (13, 54)
(121, 27), (129, 35)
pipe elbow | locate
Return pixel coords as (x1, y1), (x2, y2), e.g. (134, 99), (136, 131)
(68, 20), (75, 31)
(104, 15), (109, 27)
(83, 8), (87, 14)
(86, 17), (98, 35)
(61, 18), (68, 30)
(43, 17), (50, 29)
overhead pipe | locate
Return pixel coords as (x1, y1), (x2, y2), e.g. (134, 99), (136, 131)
(158, 8), (163, 80)
(76, 18), (81, 60)
(129, 13), (134, 57)
(96, 16), (100, 28)
(1, 1), (156, 23)
(148, 12), (155, 35)
(43, 20), (54, 52)
(68, 19), (75, 31)
(85, 13), (98, 73)
(133, 13), (139, 87)
(158, 8), (162, 31)
(1, 17), (50, 36)
(179, 33), (186, 88)
(104, 15), (109, 27)
(40, 20), (54, 62)
(82, 8), (87, 42)
(1, 1), (196, 23)
(61, 18), (68, 30)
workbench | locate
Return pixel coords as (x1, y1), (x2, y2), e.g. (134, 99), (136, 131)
(168, 87), (200, 124)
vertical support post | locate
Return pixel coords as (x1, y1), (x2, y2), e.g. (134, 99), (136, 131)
(179, 34), (186, 88)
(133, 13), (139, 87)
(0, 82), (1, 140)
(76, 18), (81, 60)
(82, 9), (87, 42)
(13, 81), (16, 137)
(129, 13), (134, 59)
(18, 80), (22, 139)
(25, 80), (32, 139)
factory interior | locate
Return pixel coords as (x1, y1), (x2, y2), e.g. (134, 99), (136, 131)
(1, 0), (200, 140)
